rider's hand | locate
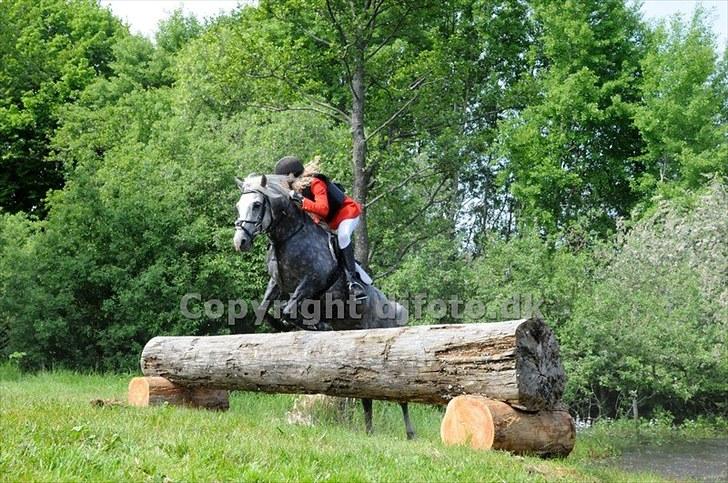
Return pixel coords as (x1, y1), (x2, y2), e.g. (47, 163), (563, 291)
(289, 190), (303, 206)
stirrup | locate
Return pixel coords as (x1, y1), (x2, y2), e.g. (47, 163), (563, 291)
(348, 280), (368, 302)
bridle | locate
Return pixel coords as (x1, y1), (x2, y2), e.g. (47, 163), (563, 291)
(234, 189), (271, 240)
(234, 184), (307, 245)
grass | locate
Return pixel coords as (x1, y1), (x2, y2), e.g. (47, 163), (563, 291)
(0, 367), (699, 482)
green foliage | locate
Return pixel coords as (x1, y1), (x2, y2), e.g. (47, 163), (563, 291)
(0, 211), (40, 358)
(379, 236), (470, 324)
(496, 0), (646, 234)
(563, 181), (728, 419)
(468, 226), (600, 328)
(0, 0), (124, 213)
(631, 9), (728, 207)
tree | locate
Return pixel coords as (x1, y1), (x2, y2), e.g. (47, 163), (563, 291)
(180, 1), (473, 266)
(496, 0), (646, 234)
(178, 0), (539, 272)
(0, 0), (123, 214)
(631, 9), (728, 207)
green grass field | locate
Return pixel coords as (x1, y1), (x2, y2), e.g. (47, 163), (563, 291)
(0, 368), (684, 482)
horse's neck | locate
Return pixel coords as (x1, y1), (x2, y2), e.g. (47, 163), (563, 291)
(268, 206), (311, 246)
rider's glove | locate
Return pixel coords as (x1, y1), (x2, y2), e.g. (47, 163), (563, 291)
(289, 190), (304, 207)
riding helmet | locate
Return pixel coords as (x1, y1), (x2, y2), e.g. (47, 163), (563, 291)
(274, 156), (304, 177)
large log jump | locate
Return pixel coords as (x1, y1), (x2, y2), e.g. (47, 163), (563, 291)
(131, 317), (575, 456)
(138, 317), (565, 411)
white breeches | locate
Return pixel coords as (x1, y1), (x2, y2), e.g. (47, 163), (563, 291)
(334, 216), (360, 249)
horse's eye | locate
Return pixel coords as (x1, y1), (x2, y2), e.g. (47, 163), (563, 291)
(252, 202), (262, 209)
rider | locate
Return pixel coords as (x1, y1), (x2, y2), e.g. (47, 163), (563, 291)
(274, 155), (368, 301)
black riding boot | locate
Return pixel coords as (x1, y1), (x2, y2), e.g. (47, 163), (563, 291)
(341, 244), (368, 302)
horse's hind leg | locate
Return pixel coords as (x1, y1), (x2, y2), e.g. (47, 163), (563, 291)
(361, 398), (373, 435)
(400, 402), (415, 440)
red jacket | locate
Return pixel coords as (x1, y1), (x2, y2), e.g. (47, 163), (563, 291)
(302, 177), (361, 229)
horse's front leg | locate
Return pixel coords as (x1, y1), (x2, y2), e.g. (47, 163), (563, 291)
(258, 277), (293, 332)
(259, 277), (279, 309)
(283, 276), (330, 330)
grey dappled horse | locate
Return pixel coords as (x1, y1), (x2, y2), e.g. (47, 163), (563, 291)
(233, 174), (414, 439)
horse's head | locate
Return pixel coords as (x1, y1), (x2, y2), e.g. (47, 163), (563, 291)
(233, 174), (290, 251)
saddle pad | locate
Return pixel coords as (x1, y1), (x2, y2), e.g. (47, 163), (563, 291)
(355, 263), (373, 285)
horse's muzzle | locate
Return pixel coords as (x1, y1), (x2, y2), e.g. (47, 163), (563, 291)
(233, 229), (252, 252)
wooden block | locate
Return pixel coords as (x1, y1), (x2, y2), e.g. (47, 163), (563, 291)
(441, 395), (575, 457)
(441, 395), (495, 450)
(128, 376), (229, 410)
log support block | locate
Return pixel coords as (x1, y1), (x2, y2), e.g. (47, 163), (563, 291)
(128, 376), (229, 410)
(441, 395), (575, 458)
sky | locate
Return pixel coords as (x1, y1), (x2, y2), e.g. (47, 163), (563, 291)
(100, 0), (728, 50)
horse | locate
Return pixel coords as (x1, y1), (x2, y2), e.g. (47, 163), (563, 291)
(232, 173), (414, 439)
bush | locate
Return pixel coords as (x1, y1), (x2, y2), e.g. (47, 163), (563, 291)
(563, 180), (728, 419)
(467, 226), (599, 329)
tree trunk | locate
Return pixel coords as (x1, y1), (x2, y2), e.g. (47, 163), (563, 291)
(127, 376), (229, 410)
(351, 42), (370, 267)
(140, 318), (565, 411)
(441, 395), (575, 457)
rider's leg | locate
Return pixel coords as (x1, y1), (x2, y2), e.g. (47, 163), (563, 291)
(336, 216), (367, 301)
(336, 216), (359, 251)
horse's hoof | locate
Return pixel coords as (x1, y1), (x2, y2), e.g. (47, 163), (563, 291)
(406, 432), (416, 440)
(282, 302), (295, 318)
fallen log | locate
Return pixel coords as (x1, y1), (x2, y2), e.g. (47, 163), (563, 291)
(140, 318), (564, 411)
(441, 395), (575, 457)
(128, 376), (229, 410)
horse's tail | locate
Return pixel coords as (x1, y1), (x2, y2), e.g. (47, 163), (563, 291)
(363, 285), (408, 328)
(392, 300), (408, 326)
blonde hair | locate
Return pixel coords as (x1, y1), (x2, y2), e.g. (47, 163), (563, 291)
(292, 156), (322, 192)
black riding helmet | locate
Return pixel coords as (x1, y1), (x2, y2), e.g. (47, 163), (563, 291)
(274, 156), (304, 177)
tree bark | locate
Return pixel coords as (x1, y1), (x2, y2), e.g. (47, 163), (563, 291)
(351, 43), (370, 267)
(441, 395), (575, 457)
(127, 376), (229, 410)
(140, 318), (565, 411)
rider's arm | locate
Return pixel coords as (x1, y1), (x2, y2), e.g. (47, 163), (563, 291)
(302, 178), (329, 218)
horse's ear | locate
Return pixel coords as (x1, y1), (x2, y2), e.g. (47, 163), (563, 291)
(260, 174), (267, 187)
(234, 177), (246, 192)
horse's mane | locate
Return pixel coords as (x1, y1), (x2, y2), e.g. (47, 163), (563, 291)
(245, 173), (333, 235)
(243, 173), (321, 226)
(243, 174), (292, 196)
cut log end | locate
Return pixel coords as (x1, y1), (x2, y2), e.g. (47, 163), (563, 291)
(515, 318), (566, 410)
(128, 376), (229, 410)
(441, 395), (495, 450)
(441, 395), (575, 458)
